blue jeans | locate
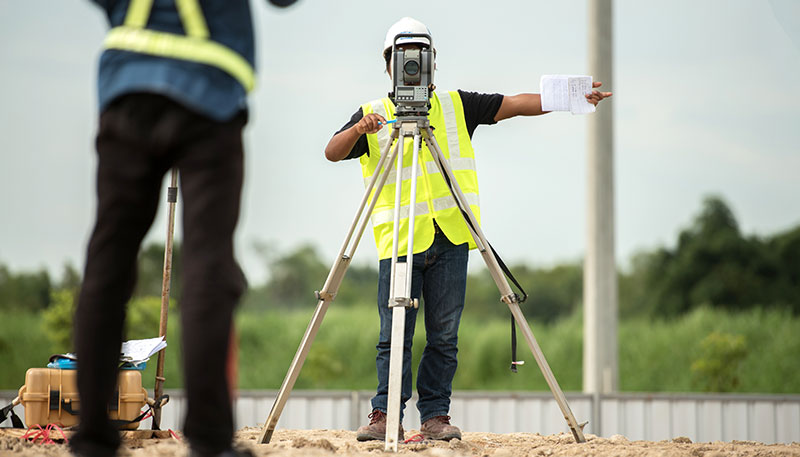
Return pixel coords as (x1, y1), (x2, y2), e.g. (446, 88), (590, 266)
(371, 227), (468, 423)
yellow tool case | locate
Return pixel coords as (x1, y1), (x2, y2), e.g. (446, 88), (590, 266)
(17, 368), (147, 430)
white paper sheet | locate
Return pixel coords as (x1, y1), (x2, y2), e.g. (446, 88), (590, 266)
(540, 75), (596, 115)
(120, 336), (167, 364)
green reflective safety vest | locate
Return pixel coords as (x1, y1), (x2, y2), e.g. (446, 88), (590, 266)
(103, 0), (256, 92)
(361, 91), (481, 260)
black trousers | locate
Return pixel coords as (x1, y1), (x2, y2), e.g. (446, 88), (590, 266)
(71, 94), (247, 456)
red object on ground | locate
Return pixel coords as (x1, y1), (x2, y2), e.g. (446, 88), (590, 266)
(21, 423), (69, 445)
(404, 433), (425, 443)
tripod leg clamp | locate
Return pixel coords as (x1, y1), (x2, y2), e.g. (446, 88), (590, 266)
(388, 297), (418, 308)
(315, 290), (335, 301)
(501, 293), (521, 305)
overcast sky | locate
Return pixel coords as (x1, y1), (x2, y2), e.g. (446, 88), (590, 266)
(1, 0), (799, 285)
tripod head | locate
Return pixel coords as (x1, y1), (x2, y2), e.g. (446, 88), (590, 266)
(388, 33), (435, 119)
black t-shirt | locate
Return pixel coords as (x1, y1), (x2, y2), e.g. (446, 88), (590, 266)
(334, 90), (504, 160)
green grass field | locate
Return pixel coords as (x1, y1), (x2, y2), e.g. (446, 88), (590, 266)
(1, 306), (798, 394)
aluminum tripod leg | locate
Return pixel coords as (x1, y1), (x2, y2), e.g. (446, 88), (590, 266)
(422, 128), (587, 443)
(384, 124), (423, 451)
(257, 130), (402, 444)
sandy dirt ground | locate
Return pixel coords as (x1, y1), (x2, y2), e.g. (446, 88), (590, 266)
(1, 427), (799, 456)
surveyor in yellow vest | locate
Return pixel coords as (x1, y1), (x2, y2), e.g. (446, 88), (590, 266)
(325, 17), (611, 442)
(73, 1), (296, 457)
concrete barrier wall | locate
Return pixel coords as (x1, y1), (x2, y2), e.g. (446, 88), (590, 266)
(3, 390), (799, 444)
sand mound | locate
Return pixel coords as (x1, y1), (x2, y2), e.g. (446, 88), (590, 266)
(1, 427), (798, 456)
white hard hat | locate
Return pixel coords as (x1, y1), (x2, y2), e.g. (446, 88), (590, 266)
(383, 17), (433, 59)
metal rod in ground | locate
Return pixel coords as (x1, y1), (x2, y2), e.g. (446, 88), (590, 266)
(153, 168), (178, 430)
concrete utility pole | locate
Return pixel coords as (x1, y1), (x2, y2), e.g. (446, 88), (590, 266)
(583, 0), (618, 395)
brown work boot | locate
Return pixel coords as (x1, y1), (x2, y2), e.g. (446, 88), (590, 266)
(420, 415), (462, 441)
(356, 410), (405, 441)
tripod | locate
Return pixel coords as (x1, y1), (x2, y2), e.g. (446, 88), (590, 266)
(257, 115), (587, 451)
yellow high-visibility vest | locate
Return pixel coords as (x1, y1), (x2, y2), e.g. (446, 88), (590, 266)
(103, 0), (255, 92)
(361, 91), (481, 260)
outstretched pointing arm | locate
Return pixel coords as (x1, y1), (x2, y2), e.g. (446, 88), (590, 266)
(494, 81), (612, 122)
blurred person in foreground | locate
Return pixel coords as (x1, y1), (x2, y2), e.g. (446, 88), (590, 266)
(71, 1), (297, 456)
(324, 17), (611, 442)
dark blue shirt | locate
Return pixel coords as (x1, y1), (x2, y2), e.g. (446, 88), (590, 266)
(92, 0), (255, 121)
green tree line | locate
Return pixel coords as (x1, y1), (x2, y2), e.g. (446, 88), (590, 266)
(1, 195), (798, 393)
(1, 195), (798, 320)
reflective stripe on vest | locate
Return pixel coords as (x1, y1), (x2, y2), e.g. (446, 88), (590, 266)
(103, 0), (255, 92)
(362, 158), (477, 189)
(370, 193), (480, 226)
(360, 91), (481, 260)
